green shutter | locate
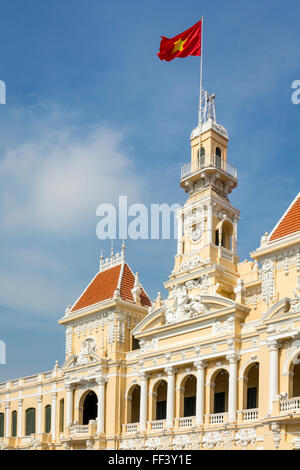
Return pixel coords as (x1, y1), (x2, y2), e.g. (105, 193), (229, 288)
(45, 405), (51, 433)
(11, 411), (17, 437)
(0, 413), (4, 437)
(25, 408), (36, 436)
(60, 399), (64, 432)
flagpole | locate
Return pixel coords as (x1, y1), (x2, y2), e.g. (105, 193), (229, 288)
(198, 17), (204, 160)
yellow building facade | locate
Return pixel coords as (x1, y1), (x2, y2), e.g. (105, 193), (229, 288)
(1, 91), (300, 450)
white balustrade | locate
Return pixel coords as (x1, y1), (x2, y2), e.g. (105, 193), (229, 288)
(181, 154), (237, 180)
(280, 397), (300, 412)
(69, 424), (89, 435)
(209, 413), (226, 424)
(151, 420), (166, 430)
(125, 423), (139, 433)
(242, 409), (258, 421)
(178, 417), (193, 428)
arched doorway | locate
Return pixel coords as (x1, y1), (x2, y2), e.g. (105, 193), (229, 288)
(213, 369), (229, 414)
(82, 391), (98, 425)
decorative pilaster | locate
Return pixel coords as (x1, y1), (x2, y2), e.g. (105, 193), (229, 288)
(207, 203), (213, 244)
(5, 402), (10, 438)
(96, 377), (107, 434)
(139, 373), (149, 432)
(37, 396), (42, 434)
(17, 399), (23, 437)
(233, 216), (238, 254)
(194, 361), (207, 425)
(165, 367), (175, 428)
(66, 385), (73, 428)
(267, 339), (281, 413)
(226, 353), (240, 423)
(51, 392), (57, 441)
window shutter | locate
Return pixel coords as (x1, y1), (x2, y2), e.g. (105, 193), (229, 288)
(0, 413), (4, 437)
(11, 411), (17, 437)
(25, 408), (36, 436)
(45, 405), (51, 433)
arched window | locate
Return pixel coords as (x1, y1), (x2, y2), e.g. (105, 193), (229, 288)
(128, 385), (141, 424)
(246, 363), (259, 409)
(82, 391), (98, 425)
(45, 405), (51, 433)
(25, 408), (36, 436)
(0, 413), (4, 437)
(292, 360), (300, 397)
(59, 399), (64, 432)
(11, 410), (17, 437)
(213, 369), (229, 414)
(197, 147), (205, 167)
(182, 375), (196, 417)
(155, 381), (167, 420)
(215, 147), (222, 168)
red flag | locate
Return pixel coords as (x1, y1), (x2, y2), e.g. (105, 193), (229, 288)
(157, 20), (202, 62)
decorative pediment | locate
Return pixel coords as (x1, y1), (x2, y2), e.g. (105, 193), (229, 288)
(131, 308), (165, 335)
(164, 285), (210, 324)
(262, 297), (291, 322)
(132, 293), (241, 336)
(62, 338), (101, 370)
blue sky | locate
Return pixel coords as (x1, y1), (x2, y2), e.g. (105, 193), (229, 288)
(0, 0), (299, 380)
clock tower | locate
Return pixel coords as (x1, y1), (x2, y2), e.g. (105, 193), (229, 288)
(165, 91), (240, 300)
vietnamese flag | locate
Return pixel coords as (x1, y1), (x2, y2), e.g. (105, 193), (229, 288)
(157, 20), (202, 62)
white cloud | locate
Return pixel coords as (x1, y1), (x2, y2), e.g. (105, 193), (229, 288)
(0, 124), (143, 236)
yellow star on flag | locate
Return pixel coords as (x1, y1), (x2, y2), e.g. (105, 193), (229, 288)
(172, 38), (187, 54)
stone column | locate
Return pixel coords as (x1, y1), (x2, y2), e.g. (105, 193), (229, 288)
(226, 353), (239, 423)
(139, 373), (149, 432)
(165, 367), (175, 428)
(17, 399), (23, 437)
(97, 377), (107, 434)
(194, 361), (207, 425)
(51, 392), (57, 441)
(66, 385), (73, 428)
(5, 402), (10, 438)
(268, 340), (281, 413)
(37, 396), (42, 434)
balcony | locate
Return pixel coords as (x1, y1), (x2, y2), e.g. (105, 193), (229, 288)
(219, 246), (234, 262)
(122, 423), (139, 434)
(280, 397), (300, 413)
(209, 412), (227, 425)
(150, 419), (166, 431)
(181, 154), (237, 183)
(69, 424), (89, 435)
(178, 416), (195, 428)
(242, 409), (258, 421)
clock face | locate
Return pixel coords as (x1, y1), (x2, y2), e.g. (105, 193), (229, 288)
(191, 226), (202, 242)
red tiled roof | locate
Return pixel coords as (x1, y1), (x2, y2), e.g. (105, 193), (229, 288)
(119, 263), (151, 307)
(269, 193), (300, 242)
(71, 262), (151, 312)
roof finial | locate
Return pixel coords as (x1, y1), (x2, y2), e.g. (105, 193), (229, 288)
(110, 240), (114, 260)
(131, 272), (141, 305)
(99, 250), (104, 271)
(121, 240), (126, 262)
